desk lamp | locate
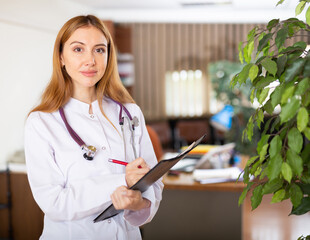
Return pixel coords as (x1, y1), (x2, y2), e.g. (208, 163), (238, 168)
(210, 105), (234, 132)
(210, 105), (238, 165)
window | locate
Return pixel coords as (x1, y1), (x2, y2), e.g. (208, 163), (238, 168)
(165, 70), (207, 117)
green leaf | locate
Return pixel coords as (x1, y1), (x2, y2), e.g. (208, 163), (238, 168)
(261, 58), (278, 76)
(289, 183), (303, 208)
(251, 185), (263, 210)
(287, 149), (303, 176)
(243, 166), (250, 184)
(304, 127), (310, 141)
(257, 134), (270, 153)
(238, 41), (244, 64)
(304, 60), (310, 77)
(250, 89), (256, 103)
(258, 108), (264, 124)
(262, 178), (283, 194)
(270, 117), (280, 134)
(275, 27), (288, 50)
(238, 182), (254, 206)
(238, 63), (253, 84)
(307, 5), (310, 26)
(288, 128), (303, 154)
(267, 155), (283, 181)
(256, 56), (266, 65)
(301, 174), (310, 184)
(277, 54), (287, 76)
(269, 135), (282, 158)
(267, 19), (280, 31)
(302, 93), (310, 107)
(301, 143), (310, 164)
(285, 58), (306, 82)
(295, 78), (310, 96)
(249, 65), (259, 82)
(291, 197), (310, 215)
(246, 116), (254, 141)
(264, 99), (274, 115)
(293, 41), (307, 49)
(254, 166), (262, 177)
(258, 33), (273, 52)
(270, 85), (283, 108)
(258, 88), (270, 104)
(244, 41), (254, 64)
(280, 46), (304, 55)
(271, 189), (286, 203)
(282, 162), (293, 182)
(262, 118), (273, 135)
(281, 85), (295, 104)
(297, 107), (309, 132)
(259, 143), (269, 162)
(280, 98), (300, 124)
(276, 0), (285, 6)
(254, 76), (276, 89)
(295, 1), (306, 16)
(245, 156), (259, 168)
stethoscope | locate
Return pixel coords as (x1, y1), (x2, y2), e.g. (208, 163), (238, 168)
(59, 98), (139, 161)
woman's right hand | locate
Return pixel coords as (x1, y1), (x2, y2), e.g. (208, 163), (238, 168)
(125, 158), (150, 187)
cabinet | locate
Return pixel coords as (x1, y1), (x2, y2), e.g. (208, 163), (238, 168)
(0, 171), (43, 240)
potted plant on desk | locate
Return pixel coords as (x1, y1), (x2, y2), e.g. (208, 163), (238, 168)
(232, 0), (310, 238)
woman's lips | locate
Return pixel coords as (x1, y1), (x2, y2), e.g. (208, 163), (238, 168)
(81, 71), (97, 77)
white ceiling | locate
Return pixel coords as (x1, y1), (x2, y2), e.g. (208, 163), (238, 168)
(68, 0), (303, 23)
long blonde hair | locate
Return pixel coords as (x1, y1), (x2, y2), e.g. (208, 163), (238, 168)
(29, 15), (134, 116)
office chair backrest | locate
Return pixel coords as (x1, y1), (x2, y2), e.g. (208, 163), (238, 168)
(146, 125), (164, 161)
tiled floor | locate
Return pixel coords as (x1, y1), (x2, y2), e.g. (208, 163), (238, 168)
(243, 194), (310, 240)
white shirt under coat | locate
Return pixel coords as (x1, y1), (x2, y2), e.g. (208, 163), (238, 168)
(24, 97), (163, 240)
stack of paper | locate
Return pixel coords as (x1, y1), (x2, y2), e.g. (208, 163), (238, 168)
(193, 167), (242, 184)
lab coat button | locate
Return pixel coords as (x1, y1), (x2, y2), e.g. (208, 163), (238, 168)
(102, 146), (106, 150)
(90, 114), (94, 119)
(108, 219), (111, 223)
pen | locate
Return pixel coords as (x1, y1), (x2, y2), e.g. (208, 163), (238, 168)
(108, 158), (128, 166)
(108, 158), (142, 168)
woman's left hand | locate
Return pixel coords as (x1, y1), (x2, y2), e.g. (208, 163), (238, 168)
(111, 185), (151, 211)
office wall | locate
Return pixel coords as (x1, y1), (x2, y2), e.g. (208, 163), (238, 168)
(126, 22), (309, 121)
(0, 0), (92, 165)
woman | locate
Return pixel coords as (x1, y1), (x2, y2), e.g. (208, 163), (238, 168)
(24, 15), (163, 239)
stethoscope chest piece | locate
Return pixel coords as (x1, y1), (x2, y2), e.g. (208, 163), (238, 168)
(82, 145), (97, 161)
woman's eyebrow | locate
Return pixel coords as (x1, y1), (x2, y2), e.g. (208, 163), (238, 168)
(70, 41), (85, 45)
(70, 41), (107, 47)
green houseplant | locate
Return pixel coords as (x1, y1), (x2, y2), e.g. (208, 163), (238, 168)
(231, 0), (310, 235)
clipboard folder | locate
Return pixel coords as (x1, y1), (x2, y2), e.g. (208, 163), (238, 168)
(93, 134), (206, 223)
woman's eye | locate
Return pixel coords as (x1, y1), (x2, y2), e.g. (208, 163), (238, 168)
(96, 48), (105, 54)
(74, 47), (82, 52)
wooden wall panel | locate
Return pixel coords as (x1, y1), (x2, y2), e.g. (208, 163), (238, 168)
(124, 22), (309, 121)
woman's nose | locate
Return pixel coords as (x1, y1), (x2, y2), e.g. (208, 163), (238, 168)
(84, 52), (95, 66)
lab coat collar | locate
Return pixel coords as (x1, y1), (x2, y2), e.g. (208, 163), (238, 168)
(64, 97), (99, 114)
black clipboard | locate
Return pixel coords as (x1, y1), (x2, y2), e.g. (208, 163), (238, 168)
(93, 134), (206, 223)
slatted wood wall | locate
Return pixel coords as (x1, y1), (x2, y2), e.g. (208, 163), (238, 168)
(119, 23), (309, 121)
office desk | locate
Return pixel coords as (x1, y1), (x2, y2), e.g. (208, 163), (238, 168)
(143, 173), (245, 240)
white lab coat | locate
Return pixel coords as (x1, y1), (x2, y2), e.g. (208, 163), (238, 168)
(24, 97), (163, 240)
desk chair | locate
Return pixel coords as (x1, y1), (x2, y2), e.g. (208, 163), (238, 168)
(0, 167), (13, 240)
(146, 125), (164, 161)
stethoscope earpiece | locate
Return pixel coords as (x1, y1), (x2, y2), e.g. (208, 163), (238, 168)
(132, 116), (139, 127)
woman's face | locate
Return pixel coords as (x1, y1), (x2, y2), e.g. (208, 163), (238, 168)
(61, 26), (108, 91)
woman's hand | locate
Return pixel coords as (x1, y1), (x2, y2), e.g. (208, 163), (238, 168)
(111, 186), (151, 211)
(125, 158), (150, 187)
